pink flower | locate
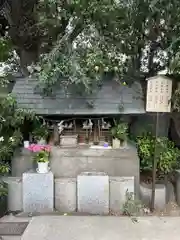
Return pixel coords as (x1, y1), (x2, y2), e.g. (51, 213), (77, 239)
(26, 144), (51, 153)
(27, 144), (35, 151)
(45, 145), (51, 152)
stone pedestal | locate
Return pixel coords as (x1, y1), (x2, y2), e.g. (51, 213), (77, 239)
(176, 170), (180, 206)
(110, 177), (134, 213)
(23, 170), (54, 213)
(55, 178), (76, 212)
(77, 172), (109, 214)
(140, 183), (166, 210)
(7, 177), (22, 212)
(1, 177), (22, 212)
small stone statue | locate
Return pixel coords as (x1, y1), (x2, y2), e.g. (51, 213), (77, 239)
(102, 119), (111, 129)
(57, 121), (64, 133)
(83, 119), (93, 129)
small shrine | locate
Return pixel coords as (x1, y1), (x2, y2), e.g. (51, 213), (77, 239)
(12, 74), (145, 147)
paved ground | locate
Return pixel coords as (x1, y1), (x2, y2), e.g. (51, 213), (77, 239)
(21, 216), (180, 240)
(0, 214), (31, 240)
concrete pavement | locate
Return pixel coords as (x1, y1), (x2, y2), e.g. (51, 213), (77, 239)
(21, 216), (180, 240)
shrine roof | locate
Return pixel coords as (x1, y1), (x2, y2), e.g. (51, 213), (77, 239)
(12, 76), (145, 115)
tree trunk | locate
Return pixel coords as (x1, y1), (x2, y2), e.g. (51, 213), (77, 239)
(19, 49), (39, 75)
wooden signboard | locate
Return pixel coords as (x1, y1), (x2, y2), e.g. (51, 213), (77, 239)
(146, 75), (172, 113)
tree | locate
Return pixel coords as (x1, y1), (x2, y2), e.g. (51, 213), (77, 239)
(0, 18), (40, 195)
(34, 0), (180, 95)
(1, 0), (180, 95)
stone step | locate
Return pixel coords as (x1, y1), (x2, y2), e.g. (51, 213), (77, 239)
(1, 236), (21, 240)
(0, 216), (30, 240)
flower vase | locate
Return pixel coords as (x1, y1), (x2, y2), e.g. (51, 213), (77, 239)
(24, 141), (29, 148)
(37, 162), (49, 173)
(112, 138), (120, 149)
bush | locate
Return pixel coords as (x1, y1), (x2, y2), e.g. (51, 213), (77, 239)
(136, 132), (180, 176)
(0, 94), (40, 197)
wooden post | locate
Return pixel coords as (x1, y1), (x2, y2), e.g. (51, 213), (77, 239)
(150, 112), (159, 211)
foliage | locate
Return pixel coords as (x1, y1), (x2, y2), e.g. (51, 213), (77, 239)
(111, 120), (128, 141)
(136, 132), (180, 175)
(0, 37), (13, 62)
(1, 0), (180, 96)
(26, 144), (51, 163)
(32, 124), (49, 141)
(0, 36), (15, 84)
(0, 181), (8, 197)
(122, 190), (146, 221)
(0, 94), (39, 179)
(171, 88), (180, 112)
(31, 0), (180, 95)
(0, 161), (9, 197)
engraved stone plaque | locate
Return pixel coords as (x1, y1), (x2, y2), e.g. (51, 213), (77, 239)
(110, 177), (134, 213)
(77, 172), (109, 214)
(23, 170), (54, 213)
(55, 178), (76, 212)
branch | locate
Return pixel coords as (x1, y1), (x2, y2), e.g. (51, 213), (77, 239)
(49, 18), (84, 62)
(69, 19), (84, 43)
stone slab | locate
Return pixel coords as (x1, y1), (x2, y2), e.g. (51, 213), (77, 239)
(7, 178), (22, 212)
(109, 176), (134, 213)
(22, 171), (54, 213)
(1, 177), (23, 212)
(140, 183), (166, 210)
(176, 170), (180, 206)
(54, 178), (76, 212)
(21, 216), (180, 240)
(77, 172), (109, 214)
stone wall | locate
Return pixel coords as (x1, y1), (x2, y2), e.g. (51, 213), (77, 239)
(11, 144), (139, 192)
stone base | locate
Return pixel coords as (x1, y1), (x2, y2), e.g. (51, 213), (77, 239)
(4, 175), (137, 214)
(55, 178), (76, 212)
(2, 177), (22, 212)
(110, 177), (134, 213)
(77, 172), (109, 214)
(140, 183), (166, 210)
(23, 170), (54, 213)
(176, 170), (180, 207)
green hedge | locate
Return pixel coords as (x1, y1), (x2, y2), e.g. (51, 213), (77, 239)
(0, 195), (7, 217)
(0, 182), (8, 217)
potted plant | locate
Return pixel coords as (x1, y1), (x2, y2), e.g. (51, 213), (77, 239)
(32, 125), (49, 144)
(111, 121), (128, 148)
(26, 144), (51, 173)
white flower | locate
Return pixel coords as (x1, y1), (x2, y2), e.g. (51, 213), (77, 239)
(0, 136), (4, 142)
(34, 65), (41, 72)
(94, 66), (99, 71)
(57, 7), (61, 12)
(27, 65), (34, 74)
(104, 67), (109, 72)
(9, 137), (14, 142)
